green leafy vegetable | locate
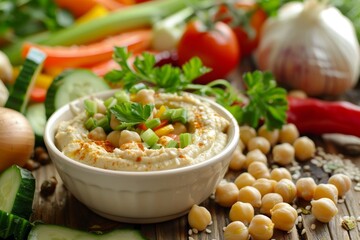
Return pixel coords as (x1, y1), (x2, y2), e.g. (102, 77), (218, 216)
(241, 71), (288, 130)
(105, 47), (210, 92)
(110, 102), (154, 130)
(0, 0), (74, 40)
(105, 47), (288, 130)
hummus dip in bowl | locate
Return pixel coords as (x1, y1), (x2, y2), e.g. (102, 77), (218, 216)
(44, 89), (239, 223)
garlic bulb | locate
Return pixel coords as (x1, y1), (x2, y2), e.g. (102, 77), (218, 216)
(255, 0), (360, 96)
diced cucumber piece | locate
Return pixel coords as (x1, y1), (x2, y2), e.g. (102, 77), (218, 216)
(141, 128), (159, 147)
(5, 48), (46, 113)
(0, 165), (35, 220)
(28, 224), (147, 240)
(0, 209), (32, 240)
(179, 133), (192, 148)
(25, 102), (47, 146)
(45, 69), (110, 119)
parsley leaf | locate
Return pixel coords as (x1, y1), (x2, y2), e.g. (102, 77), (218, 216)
(0, 0), (74, 38)
(109, 102), (154, 130)
(104, 47), (210, 92)
(241, 71), (288, 130)
(105, 47), (288, 130)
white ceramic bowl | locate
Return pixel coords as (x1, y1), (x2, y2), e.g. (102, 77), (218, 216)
(44, 90), (239, 223)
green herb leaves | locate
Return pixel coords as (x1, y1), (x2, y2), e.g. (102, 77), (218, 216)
(105, 47), (210, 92)
(105, 47), (288, 130)
(241, 71), (288, 130)
(0, 0), (74, 38)
(110, 102), (154, 130)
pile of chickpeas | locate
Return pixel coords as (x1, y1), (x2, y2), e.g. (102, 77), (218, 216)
(186, 123), (353, 240)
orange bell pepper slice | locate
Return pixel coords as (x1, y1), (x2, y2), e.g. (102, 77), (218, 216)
(22, 29), (152, 69)
(30, 87), (47, 103)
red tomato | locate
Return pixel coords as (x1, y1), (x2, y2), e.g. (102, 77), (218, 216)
(177, 20), (240, 84)
(216, 0), (268, 56)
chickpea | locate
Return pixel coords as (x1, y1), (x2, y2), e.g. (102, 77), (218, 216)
(106, 130), (122, 148)
(274, 179), (297, 203)
(133, 89), (155, 105)
(158, 136), (174, 147)
(313, 183), (338, 204)
(252, 178), (275, 197)
(239, 125), (257, 146)
(248, 214), (274, 240)
(234, 172), (256, 190)
(238, 139), (245, 152)
(257, 124), (279, 146)
(328, 173), (352, 197)
(270, 202), (298, 232)
(88, 127), (107, 141)
(245, 149), (268, 168)
(279, 123), (299, 144)
(187, 204), (212, 231)
(119, 130), (141, 146)
(93, 113), (105, 121)
(95, 98), (106, 114)
(272, 143), (295, 166)
(229, 201), (254, 225)
(228, 146), (247, 171)
(247, 161), (270, 179)
(296, 177), (317, 201)
(215, 181), (239, 207)
(293, 136), (316, 161)
(247, 136), (271, 155)
(238, 186), (262, 208)
(110, 113), (121, 130)
(311, 198), (338, 223)
(172, 122), (187, 135)
(270, 167), (292, 182)
(224, 221), (249, 240)
(260, 193), (283, 215)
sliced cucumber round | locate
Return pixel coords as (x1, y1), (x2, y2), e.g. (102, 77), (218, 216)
(5, 48), (46, 114)
(0, 209), (32, 240)
(26, 103), (47, 146)
(28, 224), (147, 240)
(45, 69), (110, 119)
(0, 165), (35, 220)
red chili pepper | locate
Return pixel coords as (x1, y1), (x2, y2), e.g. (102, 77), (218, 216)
(287, 96), (360, 137)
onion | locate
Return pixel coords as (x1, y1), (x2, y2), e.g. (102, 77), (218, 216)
(255, 0), (360, 96)
(0, 107), (35, 171)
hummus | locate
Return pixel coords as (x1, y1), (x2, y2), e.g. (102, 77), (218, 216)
(55, 92), (230, 171)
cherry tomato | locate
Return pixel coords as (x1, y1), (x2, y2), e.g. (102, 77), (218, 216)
(217, 0), (268, 56)
(177, 20), (240, 84)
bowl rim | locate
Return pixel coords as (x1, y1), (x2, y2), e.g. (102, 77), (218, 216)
(44, 89), (240, 177)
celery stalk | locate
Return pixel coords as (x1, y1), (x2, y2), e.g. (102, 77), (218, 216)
(3, 0), (188, 65)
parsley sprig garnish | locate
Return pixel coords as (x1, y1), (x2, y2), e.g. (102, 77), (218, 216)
(105, 47), (210, 93)
(105, 47), (288, 130)
(109, 102), (154, 130)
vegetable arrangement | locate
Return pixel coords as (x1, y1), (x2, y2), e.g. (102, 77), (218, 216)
(0, 0), (360, 238)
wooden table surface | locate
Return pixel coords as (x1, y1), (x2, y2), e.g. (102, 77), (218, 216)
(30, 60), (360, 240)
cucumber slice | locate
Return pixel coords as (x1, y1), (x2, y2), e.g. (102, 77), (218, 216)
(5, 48), (46, 113)
(0, 165), (36, 220)
(45, 69), (110, 119)
(28, 224), (147, 240)
(0, 209), (32, 240)
(25, 103), (46, 146)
